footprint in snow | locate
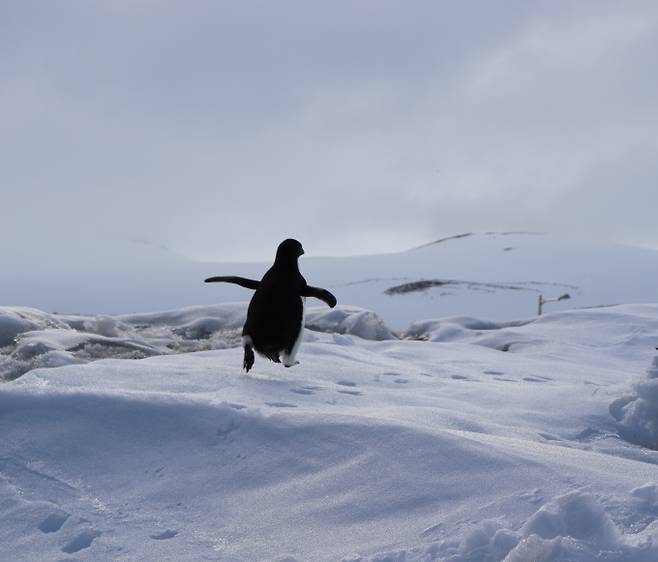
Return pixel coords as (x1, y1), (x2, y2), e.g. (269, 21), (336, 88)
(523, 377), (547, 383)
(483, 370), (504, 376)
(265, 402), (297, 408)
(394, 378), (409, 384)
(228, 403), (246, 410)
(61, 529), (102, 554)
(494, 377), (516, 382)
(291, 385), (325, 395)
(336, 380), (357, 387)
(450, 375), (470, 381)
(216, 419), (239, 438)
(337, 390), (363, 396)
(150, 529), (178, 540)
(39, 512), (70, 534)
(290, 388), (314, 395)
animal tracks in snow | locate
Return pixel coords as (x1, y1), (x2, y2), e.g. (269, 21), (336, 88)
(150, 529), (178, 540)
(335, 380), (363, 396)
(523, 375), (553, 383)
(265, 402), (297, 408)
(289, 385), (324, 396)
(61, 529), (102, 554)
(39, 511), (70, 533)
(289, 387), (314, 395)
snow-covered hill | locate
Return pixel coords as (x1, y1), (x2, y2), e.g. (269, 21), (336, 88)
(3, 234), (658, 561)
(2, 303), (658, 560)
(295, 232), (658, 327)
(4, 233), (658, 328)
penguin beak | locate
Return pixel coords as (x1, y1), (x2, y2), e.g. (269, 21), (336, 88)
(300, 247), (305, 256)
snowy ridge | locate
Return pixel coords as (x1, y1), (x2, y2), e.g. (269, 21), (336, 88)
(4, 232), (658, 328)
(0, 305), (394, 381)
(2, 304), (658, 560)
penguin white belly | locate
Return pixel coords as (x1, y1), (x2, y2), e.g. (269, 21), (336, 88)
(280, 296), (305, 367)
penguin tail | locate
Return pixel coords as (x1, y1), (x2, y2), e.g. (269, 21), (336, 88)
(242, 337), (255, 372)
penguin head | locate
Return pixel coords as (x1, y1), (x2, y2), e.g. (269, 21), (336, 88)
(275, 238), (304, 265)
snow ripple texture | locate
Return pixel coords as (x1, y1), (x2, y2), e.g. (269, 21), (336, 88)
(2, 303), (658, 560)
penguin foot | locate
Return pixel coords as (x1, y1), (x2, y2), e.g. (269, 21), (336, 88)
(243, 346), (255, 372)
(284, 361), (300, 368)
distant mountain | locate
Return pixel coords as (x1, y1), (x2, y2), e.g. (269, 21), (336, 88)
(3, 233), (658, 327)
(296, 232), (658, 327)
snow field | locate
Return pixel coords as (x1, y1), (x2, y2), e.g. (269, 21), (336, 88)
(2, 304), (658, 559)
(5, 232), (658, 327)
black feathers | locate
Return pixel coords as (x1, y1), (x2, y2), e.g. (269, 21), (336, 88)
(204, 239), (337, 372)
(204, 276), (260, 290)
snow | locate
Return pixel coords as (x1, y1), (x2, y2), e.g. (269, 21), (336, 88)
(4, 232), (658, 328)
(3, 233), (658, 560)
(0, 304), (393, 381)
(611, 352), (658, 450)
(305, 306), (397, 340)
(2, 297), (658, 560)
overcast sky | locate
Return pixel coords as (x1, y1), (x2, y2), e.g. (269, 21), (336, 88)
(2, 0), (657, 262)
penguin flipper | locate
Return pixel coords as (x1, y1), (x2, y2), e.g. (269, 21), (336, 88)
(204, 276), (260, 290)
(303, 285), (337, 308)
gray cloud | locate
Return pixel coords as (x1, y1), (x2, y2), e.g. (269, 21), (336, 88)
(1, 0), (657, 263)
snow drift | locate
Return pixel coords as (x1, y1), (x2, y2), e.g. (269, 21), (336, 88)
(0, 304), (395, 381)
(2, 303), (658, 560)
(612, 352), (658, 450)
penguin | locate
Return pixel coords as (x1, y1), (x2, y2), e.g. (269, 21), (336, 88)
(204, 239), (337, 372)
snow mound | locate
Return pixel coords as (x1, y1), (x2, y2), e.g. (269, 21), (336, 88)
(116, 303), (248, 331)
(0, 304), (396, 380)
(3, 303), (658, 559)
(0, 307), (69, 347)
(305, 305), (397, 340)
(403, 316), (528, 342)
(0, 386), (532, 561)
(612, 354), (658, 449)
(364, 489), (658, 562)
